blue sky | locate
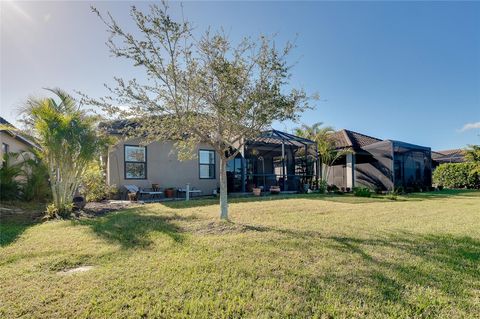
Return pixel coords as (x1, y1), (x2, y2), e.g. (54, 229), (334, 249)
(1, 1), (479, 150)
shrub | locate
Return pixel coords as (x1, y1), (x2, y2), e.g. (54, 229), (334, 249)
(80, 162), (117, 202)
(22, 157), (51, 202)
(0, 152), (51, 202)
(433, 163), (480, 189)
(317, 179), (328, 193)
(0, 153), (23, 200)
(45, 202), (74, 219)
(353, 187), (371, 197)
(327, 184), (339, 193)
(385, 193), (398, 201)
(394, 186), (405, 194)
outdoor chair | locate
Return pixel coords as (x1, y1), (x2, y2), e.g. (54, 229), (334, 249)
(124, 184), (163, 202)
(177, 186), (202, 199)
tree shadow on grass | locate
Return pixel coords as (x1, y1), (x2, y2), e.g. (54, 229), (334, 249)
(73, 208), (195, 248)
(0, 221), (36, 247)
(323, 232), (480, 315)
(234, 222), (480, 313)
(402, 189), (480, 201)
(0, 209), (43, 247)
(159, 190), (480, 210)
(159, 193), (389, 209)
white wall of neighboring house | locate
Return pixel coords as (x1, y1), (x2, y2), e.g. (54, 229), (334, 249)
(0, 131), (34, 163)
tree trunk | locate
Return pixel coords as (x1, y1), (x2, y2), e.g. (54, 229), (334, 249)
(219, 156), (229, 220)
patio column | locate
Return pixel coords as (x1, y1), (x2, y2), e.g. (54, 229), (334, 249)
(346, 153), (355, 189)
(282, 141), (286, 190)
(315, 143), (320, 183)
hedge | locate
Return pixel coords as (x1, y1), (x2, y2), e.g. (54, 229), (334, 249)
(433, 163), (480, 189)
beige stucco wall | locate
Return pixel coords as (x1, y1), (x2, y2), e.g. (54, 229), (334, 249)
(0, 132), (33, 161)
(107, 138), (220, 195)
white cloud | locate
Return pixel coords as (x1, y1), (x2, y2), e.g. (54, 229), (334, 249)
(460, 121), (480, 132)
(43, 13), (51, 23)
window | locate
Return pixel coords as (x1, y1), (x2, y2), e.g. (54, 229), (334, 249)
(199, 150), (215, 179)
(124, 145), (147, 179)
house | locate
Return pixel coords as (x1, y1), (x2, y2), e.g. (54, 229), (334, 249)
(0, 116), (38, 161)
(431, 149), (465, 169)
(103, 121), (319, 196)
(325, 129), (432, 191)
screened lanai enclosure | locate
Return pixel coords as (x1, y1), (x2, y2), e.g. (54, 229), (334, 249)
(358, 140), (432, 191)
(328, 139), (432, 192)
(226, 130), (318, 193)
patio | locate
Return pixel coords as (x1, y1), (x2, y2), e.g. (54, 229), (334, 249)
(228, 129), (319, 193)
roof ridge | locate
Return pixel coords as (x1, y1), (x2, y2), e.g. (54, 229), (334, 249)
(341, 129), (353, 147)
(436, 148), (464, 153)
(343, 129), (381, 141)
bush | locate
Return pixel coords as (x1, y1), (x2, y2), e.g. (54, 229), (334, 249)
(0, 153), (23, 200)
(393, 186), (404, 194)
(353, 187), (371, 197)
(327, 184), (339, 193)
(433, 163), (480, 189)
(80, 162), (117, 202)
(45, 202), (74, 219)
(0, 152), (51, 202)
(317, 179), (328, 193)
(385, 192), (398, 201)
(22, 157), (51, 202)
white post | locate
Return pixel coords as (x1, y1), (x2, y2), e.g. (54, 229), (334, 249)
(186, 183), (190, 201)
(346, 153), (355, 189)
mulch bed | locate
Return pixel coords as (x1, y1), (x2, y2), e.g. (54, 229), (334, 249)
(77, 201), (138, 218)
(0, 206), (44, 223)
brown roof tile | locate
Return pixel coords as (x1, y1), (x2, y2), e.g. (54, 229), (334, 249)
(432, 149), (465, 163)
(328, 129), (382, 149)
(435, 149), (465, 157)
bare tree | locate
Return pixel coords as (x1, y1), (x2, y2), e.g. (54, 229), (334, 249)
(84, 3), (312, 219)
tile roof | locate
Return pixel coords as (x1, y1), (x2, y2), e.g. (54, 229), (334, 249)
(327, 129), (382, 149)
(434, 149), (465, 157)
(432, 149), (465, 163)
(0, 116), (39, 149)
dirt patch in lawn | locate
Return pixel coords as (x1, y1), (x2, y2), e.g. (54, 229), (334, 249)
(57, 266), (94, 275)
(77, 201), (140, 218)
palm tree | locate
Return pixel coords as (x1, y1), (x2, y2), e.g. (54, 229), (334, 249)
(294, 122), (351, 184)
(294, 122), (335, 140)
(20, 89), (105, 217)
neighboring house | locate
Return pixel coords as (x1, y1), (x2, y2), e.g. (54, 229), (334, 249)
(103, 121), (318, 196)
(325, 129), (432, 191)
(431, 149), (465, 169)
(0, 116), (38, 161)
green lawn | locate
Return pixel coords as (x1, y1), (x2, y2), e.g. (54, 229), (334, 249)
(1, 190), (479, 318)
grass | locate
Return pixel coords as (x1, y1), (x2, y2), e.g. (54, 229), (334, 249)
(1, 190), (479, 318)
(0, 201), (45, 247)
